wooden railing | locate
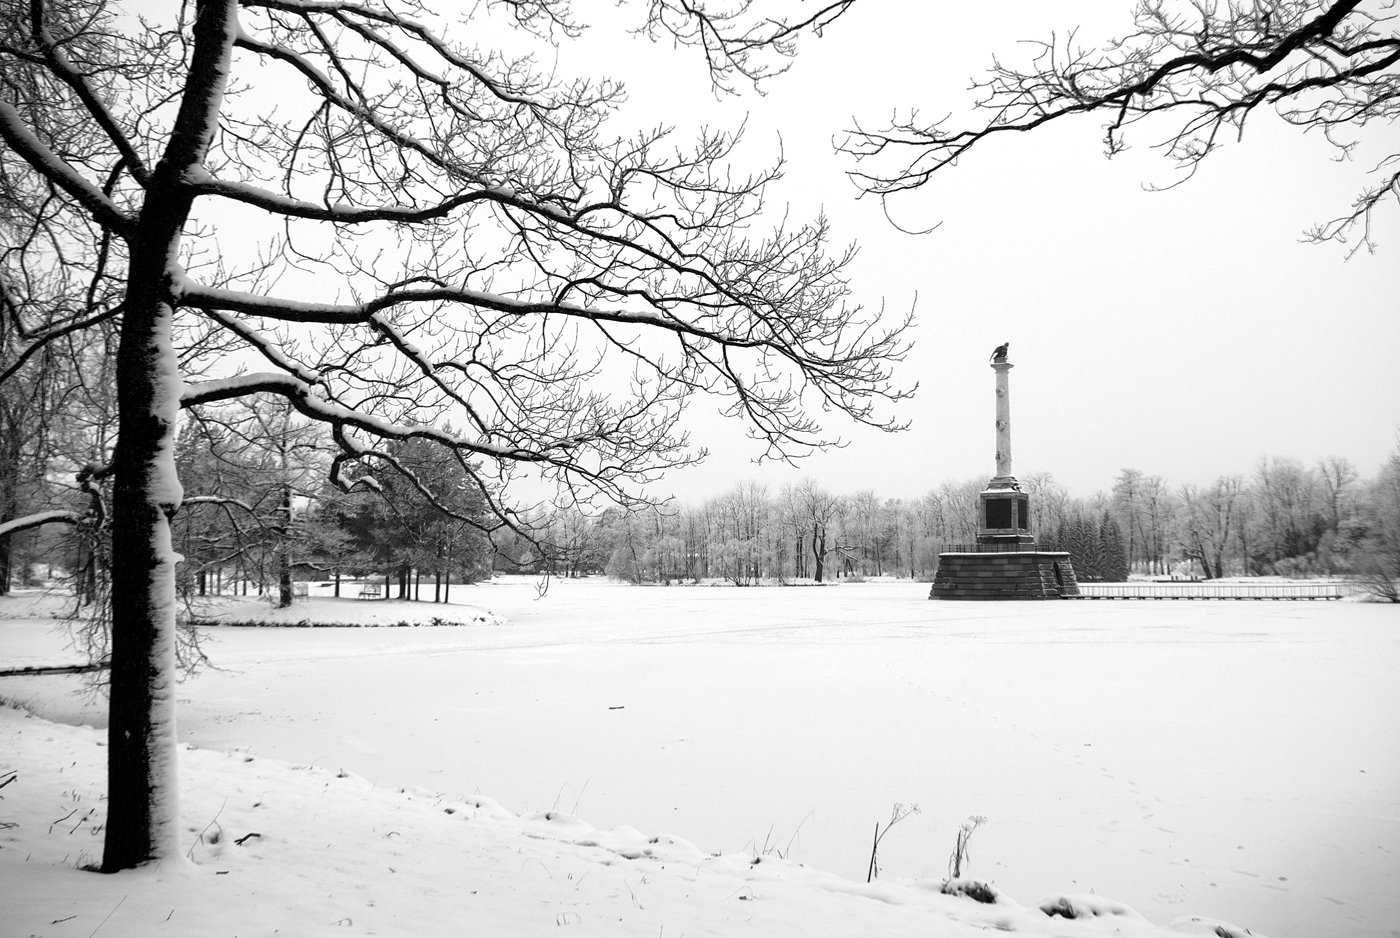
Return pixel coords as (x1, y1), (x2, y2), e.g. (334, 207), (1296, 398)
(1075, 583), (1348, 600)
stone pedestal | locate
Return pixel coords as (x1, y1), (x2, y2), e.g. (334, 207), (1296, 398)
(929, 550), (1080, 600)
(978, 481), (1034, 546)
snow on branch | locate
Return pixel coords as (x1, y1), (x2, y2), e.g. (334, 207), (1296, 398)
(185, 280), (909, 456)
(184, 280), (669, 328)
(183, 173), (570, 225)
(180, 372), (523, 460)
(0, 102), (133, 235)
(197, 308), (323, 386)
(0, 304), (124, 386)
(244, 0), (566, 107)
(231, 27), (492, 187)
(0, 509), (84, 538)
(27, 2), (152, 188)
(182, 495), (258, 512)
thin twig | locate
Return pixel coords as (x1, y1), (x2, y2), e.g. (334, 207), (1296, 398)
(87, 894), (125, 938)
(187, 798), (228, 860)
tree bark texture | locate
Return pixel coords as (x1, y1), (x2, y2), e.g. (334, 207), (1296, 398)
(278, 483), (293, 608)
(104, 266), (185, 871)
(0, 402), (20, 594)
(102, 0), (238, 872)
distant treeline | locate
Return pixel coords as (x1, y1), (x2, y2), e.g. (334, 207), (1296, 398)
(5, 392), (1397, 598)
(495, 454), (1400, 585)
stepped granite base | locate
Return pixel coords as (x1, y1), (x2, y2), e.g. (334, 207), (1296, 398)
(929, 551), (1080, 600)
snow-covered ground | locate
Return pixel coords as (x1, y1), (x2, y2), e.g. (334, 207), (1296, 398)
(2, 578), (1396, 937)
(191, 591), (506, 627)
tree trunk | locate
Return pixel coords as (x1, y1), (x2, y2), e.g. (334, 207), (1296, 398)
(104, 286), (185, 872)
(83, 550), (98, 607)
(0, 411), (18, 595)
(102, 0), (239, 873)
(277, 484), (292, 608)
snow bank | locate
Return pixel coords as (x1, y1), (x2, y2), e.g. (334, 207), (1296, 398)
(188, 595), (504, 628)
(0, 706), (1273, 937)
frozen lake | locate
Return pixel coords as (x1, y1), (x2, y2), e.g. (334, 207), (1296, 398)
(5, 578), (1396, 937)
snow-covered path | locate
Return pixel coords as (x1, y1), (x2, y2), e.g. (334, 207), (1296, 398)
(4, 578), (1396, 937)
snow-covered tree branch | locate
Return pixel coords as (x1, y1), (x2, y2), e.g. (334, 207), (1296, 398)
(842, 0), (1400, 253)
(0, 0), (911, 872)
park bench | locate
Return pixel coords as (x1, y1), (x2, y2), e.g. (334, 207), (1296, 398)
(358, 582), (382, 599)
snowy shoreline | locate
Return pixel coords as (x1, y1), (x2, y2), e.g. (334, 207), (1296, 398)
(1, 706), (1274, 938)
(3, 578), (1396, 937)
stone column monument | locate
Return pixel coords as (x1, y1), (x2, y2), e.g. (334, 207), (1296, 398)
(992, 357), (1013, 481)
(978, 349), (1032, 546)
(928, 345), (1080, 600)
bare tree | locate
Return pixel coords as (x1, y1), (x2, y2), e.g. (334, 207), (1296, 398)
(1317, 455), (1360, 532)
(0, 0), (911, 871)
(847, 488), (880, 574)
(914, 489), (949, 575)
(1176, 475), (1243, 578)
(1024, 471), (1070, 545)
(0, 13), (124, 593)
(939, 477), (987, 545)
(843, 0), (1400, 253)
(710, 480), (771, 584)
(1359, 436), (1400, 599)
(1252, 456), (1324, 570)
(791, 476), (844, 581)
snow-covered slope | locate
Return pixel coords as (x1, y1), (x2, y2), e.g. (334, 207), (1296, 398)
(3, 578), (1395, 936)
(0, 707), (1265, 937)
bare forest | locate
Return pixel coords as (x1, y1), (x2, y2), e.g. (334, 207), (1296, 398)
(8, 435), (1400, 595)
(501, 455), (1400, 587)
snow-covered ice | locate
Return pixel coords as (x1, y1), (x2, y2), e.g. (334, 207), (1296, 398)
(2, 577), (1396, 937)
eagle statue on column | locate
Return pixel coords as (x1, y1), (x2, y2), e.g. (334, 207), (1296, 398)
(990, 342), (1009, 363)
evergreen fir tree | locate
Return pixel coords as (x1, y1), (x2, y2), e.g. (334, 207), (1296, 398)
(1063, 514), (1099, 581)
(1099, 511), (1130, 582)
(1083, 514), (1105, 581)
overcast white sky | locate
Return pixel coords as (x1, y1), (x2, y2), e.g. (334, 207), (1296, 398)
(556, 0), (1400, 502)
(163, 0), (1398, 504)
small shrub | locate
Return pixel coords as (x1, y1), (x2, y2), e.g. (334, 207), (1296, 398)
(940, 877), (1000, 905)
(1354, 553), (1399, 602)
